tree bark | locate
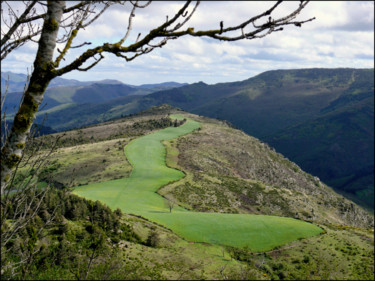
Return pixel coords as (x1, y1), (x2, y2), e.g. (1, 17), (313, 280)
(1, 1), (65, 194)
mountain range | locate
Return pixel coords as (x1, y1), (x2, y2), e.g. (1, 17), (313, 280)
(1, 68), (374, 210)
(1, 71), (187, 116)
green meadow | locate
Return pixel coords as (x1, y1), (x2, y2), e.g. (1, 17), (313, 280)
(74, 115), (322, 251)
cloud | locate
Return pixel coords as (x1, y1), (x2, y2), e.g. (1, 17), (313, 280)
(248, 50), (304, 62)
(331, 2), (374, 32)
(1, 1), (374, 85)
(299, 1), (374, 32)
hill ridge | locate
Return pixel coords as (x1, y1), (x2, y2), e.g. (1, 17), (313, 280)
(35, 106), (373, 230)
(73, 114), (323, 251)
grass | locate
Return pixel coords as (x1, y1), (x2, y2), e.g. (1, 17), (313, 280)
(119, 212), (374, 280)
(74, 114), (323, 251)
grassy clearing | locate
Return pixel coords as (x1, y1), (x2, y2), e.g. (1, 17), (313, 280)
(74, 115), (322, 251)
(118, 212), (374, 280)
(120, 213), (246, 280)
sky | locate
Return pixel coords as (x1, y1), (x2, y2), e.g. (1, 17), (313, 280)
(1, 1), (374, 85)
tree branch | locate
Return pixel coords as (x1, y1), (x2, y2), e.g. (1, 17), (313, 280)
(0, 0), (37, 47)
(77, 53), (104, 71)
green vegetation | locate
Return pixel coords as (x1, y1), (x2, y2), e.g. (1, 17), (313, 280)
(222, 222), (374, 280)
(74, 115), (323, 251)
(159, 117), (373, 230)
(1, 188), (156, 280)
(3, 107), (373, 280)
(25, 68), (373, 211)
(7, 69), (372, 210)
(266, 92), (374, 210)
(15, 114), (186, 187)
(3, 187), (373, 280)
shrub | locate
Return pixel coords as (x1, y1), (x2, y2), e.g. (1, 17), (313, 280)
(302, 255), (310, 263)
(146, 231), (160, 247)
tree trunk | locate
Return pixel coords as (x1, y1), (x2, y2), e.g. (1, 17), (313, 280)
(1, 1), (65, 194)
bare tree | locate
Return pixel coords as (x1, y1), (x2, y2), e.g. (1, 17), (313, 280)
(1, 1), (314, 193)
(0, 104), (64, 278)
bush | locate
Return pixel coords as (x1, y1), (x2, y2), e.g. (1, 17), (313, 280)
(303, 255), (310, 263)
(146, 230), (160, 247)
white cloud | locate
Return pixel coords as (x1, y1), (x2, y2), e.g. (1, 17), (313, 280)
(1, 1), (374, 85)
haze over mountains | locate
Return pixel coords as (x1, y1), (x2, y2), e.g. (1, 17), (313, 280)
(1, 71), (187, 116)
(2, 68), (374, 210)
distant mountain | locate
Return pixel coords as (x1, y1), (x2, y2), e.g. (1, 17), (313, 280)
(1, 71), (187, 93)
(133, 81), (188, 89)
(1, 71), (90, 93)
(2, 83), (138, 116)
(1, 71), (28, 93)
(1, 71), (188, 116)
(27, 68), (373, 210)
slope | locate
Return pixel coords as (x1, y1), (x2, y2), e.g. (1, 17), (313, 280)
(35, 105), (373, 229)
(73, 114), (323, 251)
(9, 105), (374, 279)
(266, 92), (374, 209)
(35, 68), (373, 210)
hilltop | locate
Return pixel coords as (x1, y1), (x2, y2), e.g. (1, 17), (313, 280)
(37, 105), (372, 228)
